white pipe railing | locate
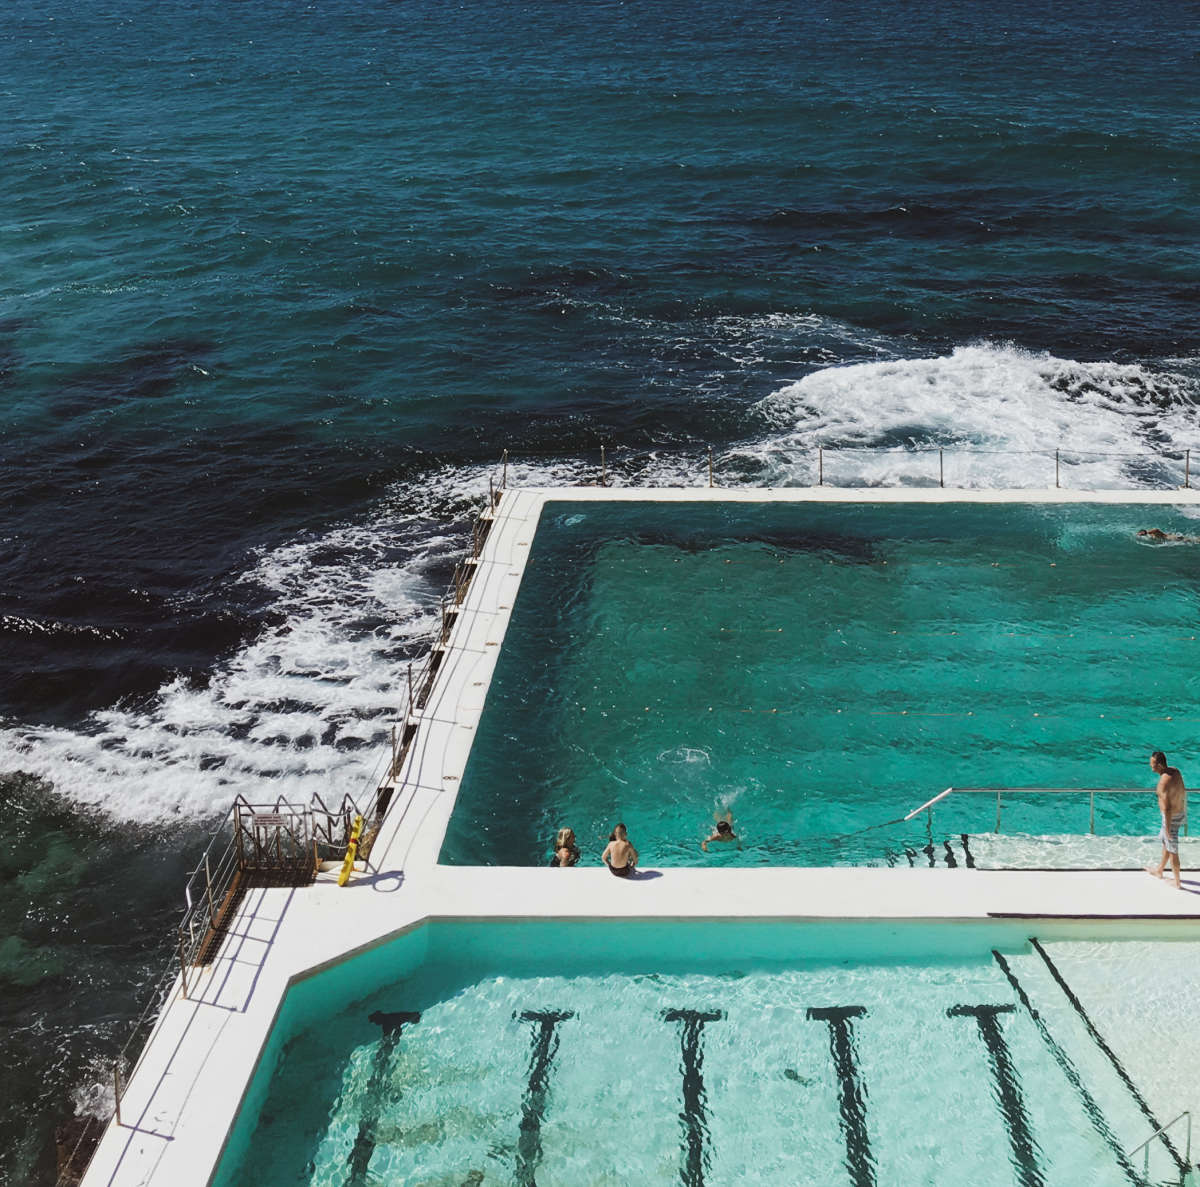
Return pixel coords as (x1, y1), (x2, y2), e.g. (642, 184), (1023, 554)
(1126, 1109), (1191, 1181)
(952, 787), (1186, 837)
(500, 442), (1200, 490)
(903, 787), (954, 821)
(903, 786), (1186, 837)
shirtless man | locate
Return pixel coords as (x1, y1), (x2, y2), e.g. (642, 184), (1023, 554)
(1147, 750), (1187, 889)
(602, 823), (638, 878)
(701, 809), (738, 852)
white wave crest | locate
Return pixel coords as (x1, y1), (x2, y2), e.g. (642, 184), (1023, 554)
(737, 343), (1200, 489)
(0, 515), (458, 821)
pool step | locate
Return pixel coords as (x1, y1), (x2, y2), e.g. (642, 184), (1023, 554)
(966, 833), (1200, 870)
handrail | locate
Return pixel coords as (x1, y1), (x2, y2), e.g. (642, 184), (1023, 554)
(903, 787), (954, 821)
(497, 441), (1200, 491)
(950, 787), (1185, 837)
(1126, 1109), (1191, 1179)
(901, 786), (1187, 838)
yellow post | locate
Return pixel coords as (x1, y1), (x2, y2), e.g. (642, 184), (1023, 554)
(338, 815), (364, 887)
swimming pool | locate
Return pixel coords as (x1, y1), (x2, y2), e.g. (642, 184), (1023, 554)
(212, 919), (1195, 1186)
(439, 501), (1200, 868)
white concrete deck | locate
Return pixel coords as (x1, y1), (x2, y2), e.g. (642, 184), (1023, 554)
(80, 487), (1200, 1187)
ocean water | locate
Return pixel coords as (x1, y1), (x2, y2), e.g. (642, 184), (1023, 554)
(2, 0), (1200, 1179)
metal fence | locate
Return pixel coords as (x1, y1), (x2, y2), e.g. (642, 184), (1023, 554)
(498, 442), (1200, 491)
(904, 786), (1185, 837)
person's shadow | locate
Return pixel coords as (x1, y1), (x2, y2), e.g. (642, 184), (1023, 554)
(628, 869), (663, 881)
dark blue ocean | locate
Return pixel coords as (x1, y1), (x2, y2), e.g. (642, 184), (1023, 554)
(1, 0), (1198, 1179)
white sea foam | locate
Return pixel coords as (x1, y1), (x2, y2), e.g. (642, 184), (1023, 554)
(0, 515), (459, 820)
(739, 342), (1200, 490)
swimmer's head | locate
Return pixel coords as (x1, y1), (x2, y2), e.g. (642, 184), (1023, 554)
(716, 820), (732, 835)
(613, 822), (627, 840)
(556, 827), (575, 849)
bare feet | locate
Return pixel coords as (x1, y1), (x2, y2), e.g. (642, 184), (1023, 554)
(1146, 865), (1165, 879)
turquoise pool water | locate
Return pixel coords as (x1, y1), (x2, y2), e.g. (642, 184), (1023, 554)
(213, 920), (1193, 1186)
(440, 502), (1200, 868)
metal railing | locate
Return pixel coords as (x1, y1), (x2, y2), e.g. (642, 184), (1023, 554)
(1126, 1110), (1192, 1182)
(921, 787), (1190, 837)
(495, 442), (1200, 491)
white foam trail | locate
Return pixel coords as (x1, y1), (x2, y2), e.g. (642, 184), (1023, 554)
(0, 515), (459, 821)
(738, 343), (1200, 489)
(657, 746), (711, 766)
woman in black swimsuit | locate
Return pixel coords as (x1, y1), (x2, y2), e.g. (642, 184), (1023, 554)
(601, 822), (638, 877)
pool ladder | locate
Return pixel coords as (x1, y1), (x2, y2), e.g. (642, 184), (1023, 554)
(1126, 1110), (1194, 1184)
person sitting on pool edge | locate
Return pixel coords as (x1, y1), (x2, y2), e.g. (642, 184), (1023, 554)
(701, 809), (738, 852)
(549, 827), (580, 868)
(602, 822), (638, 877)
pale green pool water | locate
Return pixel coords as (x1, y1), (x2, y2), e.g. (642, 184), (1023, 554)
(213, 921), (1194, 1187)
(440, 502), (1200, 867)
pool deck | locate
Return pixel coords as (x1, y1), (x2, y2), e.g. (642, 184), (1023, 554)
(80, 486), (1200, 1187)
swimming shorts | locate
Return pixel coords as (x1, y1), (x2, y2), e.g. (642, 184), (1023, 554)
(1160, 812), (1185, 855)
(607, 862), (633, 878)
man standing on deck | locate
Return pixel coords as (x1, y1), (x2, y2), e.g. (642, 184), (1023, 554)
(1146, 750), (1186, 890)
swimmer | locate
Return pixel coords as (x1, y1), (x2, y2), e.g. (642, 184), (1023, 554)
(601, 822), (638, 878)
(550, 827), (579, 868)
(702, 809), (738, 852)
(1137, 528), (1198, 543)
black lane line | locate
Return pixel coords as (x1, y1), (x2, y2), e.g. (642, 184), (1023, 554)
(960, 833), (976, 869)
(663, 1008), (725, 1187)
(943, 840), (958, 868)
(347, 1010), (422, 1187)
(922, 841), (937, 868)
(991, 951), (1142, 1186)
(807, 1006), (874, 1187)
(947, 1005), (1043, 1187)
(516, 1010), (575, 1187)
(1031, 938), (1187, 1177)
